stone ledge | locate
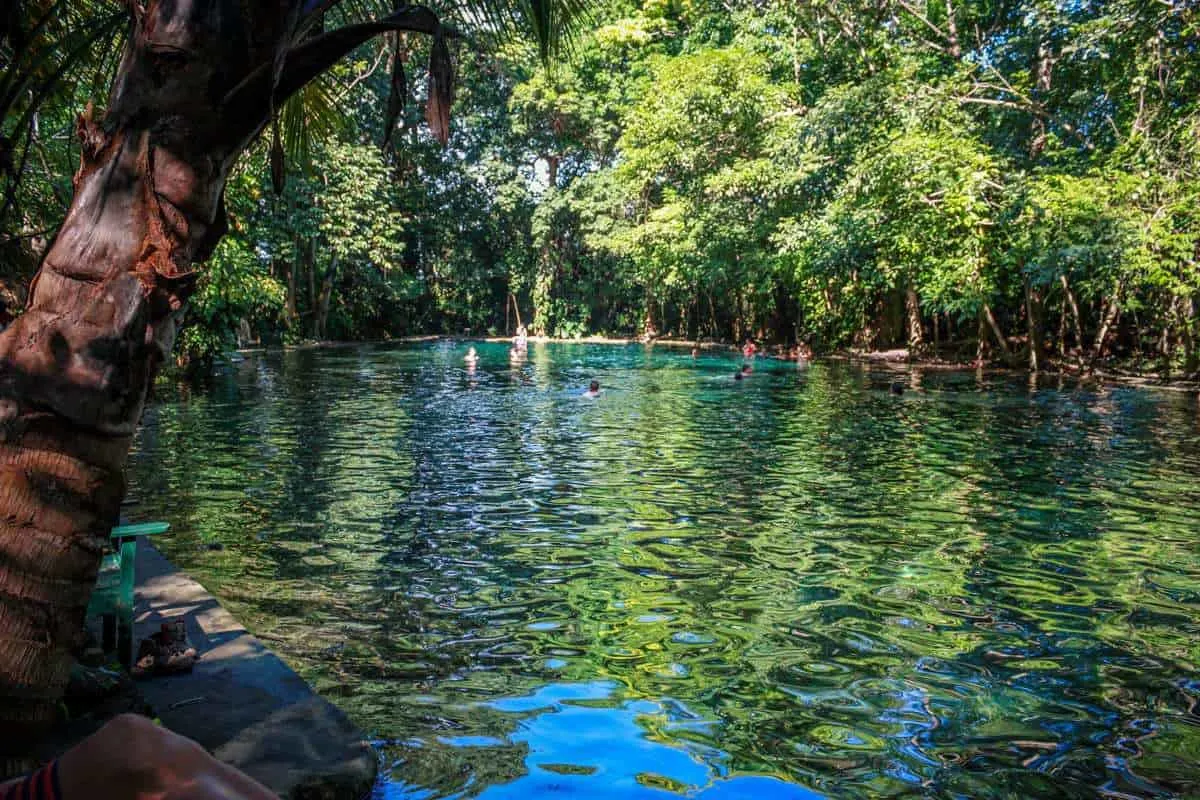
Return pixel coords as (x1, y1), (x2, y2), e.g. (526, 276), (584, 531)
(134, 540), (377, 800)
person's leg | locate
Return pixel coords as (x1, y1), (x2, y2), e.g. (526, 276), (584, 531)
(54, 713), (276, 800)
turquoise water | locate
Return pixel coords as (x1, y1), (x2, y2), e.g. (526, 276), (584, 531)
(128, 342), (1200, 798)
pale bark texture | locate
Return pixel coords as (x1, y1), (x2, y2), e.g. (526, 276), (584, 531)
(982, 303), (1011, 362)
(1059, 274), (1083, 359)
(0, 0), (448, 763)
(1091, 285), (1124, 364)
(904, 284), (923, 353)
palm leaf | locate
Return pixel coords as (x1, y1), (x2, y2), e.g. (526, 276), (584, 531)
(281, 75), (344, 169)
(317, 0), (591, 62)
(1, 1), (126, 225)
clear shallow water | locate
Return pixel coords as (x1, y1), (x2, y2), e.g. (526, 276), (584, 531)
(128, 342), (1200, 799)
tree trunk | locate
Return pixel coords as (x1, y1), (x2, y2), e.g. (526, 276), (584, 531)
(0, 0), (449, 758)
(1028, 40), (1052, 159)
(905, 283), (924, 354)
(285, 259), (299, 326)
(316, 275), (333, 340)
(1025, 275), (1046, 372)
(1179, 296), (1198, 375)
(1092, 287), (1124, 363)
(315, 254), (337, 341)
(1059, 274), (1083, 359)
(976, 310), (988, 363)
(307, 241), (319, 338)
(644, 288), (658, 339)
(510, 292), (523, 331)
(1057, 293), (1068, 358)
(982, 303), (1012, 362)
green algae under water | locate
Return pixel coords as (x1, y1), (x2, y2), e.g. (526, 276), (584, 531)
(128, 342), (1200, 799)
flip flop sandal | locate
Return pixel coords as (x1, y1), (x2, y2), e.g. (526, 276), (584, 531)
(132, 622), (199, 677)
(155, 621), (197, 673)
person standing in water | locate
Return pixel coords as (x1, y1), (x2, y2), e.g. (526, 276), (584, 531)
(582, 380), (601, 398)
(513, 325), (528, 352)
(464, 346), (479, 365)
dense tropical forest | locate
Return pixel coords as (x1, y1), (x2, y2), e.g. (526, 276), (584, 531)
(2, 0), (1198, 373)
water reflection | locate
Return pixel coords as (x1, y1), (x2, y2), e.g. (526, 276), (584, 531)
(378, 682), (822, 799)
(128, 343), (1200, 799)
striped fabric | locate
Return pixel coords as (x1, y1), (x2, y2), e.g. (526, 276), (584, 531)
(0, 761), (60, 800)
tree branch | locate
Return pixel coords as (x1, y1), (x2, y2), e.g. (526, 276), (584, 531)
(893, 0), (951, 48)
(221, 5), (455, 148)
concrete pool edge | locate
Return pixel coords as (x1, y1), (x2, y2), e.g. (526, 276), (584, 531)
(133, 539), (378, 800)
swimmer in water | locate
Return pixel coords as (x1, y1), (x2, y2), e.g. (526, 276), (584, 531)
(464, 346), (478, 365)
(582, 380), (601, 398)
(691, 347), (700, 359)
(741, 363), (753, 377)
(890, 381), (904, 396)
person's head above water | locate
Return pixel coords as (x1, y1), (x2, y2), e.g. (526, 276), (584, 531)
(741, 364), (752, 375)
(890, 381), (904, 395)
(734, 371), (744, 381)
(589, 380), (600, 393)
(466, 346), (477, 357)
(691, 347), (699, 358)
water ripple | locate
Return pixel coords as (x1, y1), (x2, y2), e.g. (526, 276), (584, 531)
(130, 343), (1200, 799)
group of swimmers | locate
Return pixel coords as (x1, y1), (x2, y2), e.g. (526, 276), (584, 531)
(463, 328), (603, 397)
(462, 334), (821, 396)
(704, 338), (812, 382)
(462, 326), (527, 368)
(468, 337), (900, 396)
(468, 332), (918, 398)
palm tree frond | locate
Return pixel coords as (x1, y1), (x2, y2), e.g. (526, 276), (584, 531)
(314, 0), (591, 62)
(280, 75), (344, 170)
(439, 0), (592, 61)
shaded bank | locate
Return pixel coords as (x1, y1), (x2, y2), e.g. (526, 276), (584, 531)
(32, 540), (376, 800)
(134, 541), (377, 799)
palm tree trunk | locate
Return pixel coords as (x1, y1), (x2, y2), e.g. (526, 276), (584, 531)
(0, 0), (448, 758)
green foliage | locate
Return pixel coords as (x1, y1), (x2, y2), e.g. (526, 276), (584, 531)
(179, 237), (287, 363)
(3, 0), (1199, 372)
